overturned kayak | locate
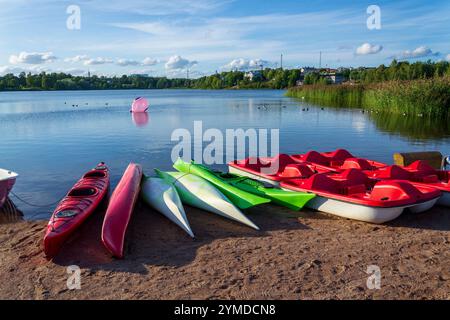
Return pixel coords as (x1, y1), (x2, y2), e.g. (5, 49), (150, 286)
(280, 169), (441, 223)
(44, 163), (110, 259)
(141, 175), (194, 238)
(174, 159), (314, 210)
(102, 163), (142, 259)
(293, 149), (449, 207)
(173, 158), (270, 209)
(155, 169), (259, 230)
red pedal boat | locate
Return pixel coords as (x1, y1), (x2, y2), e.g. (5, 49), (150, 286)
(281, 169), (441, 223)
(229, 154), (324, 186)
(101, 163), (142, 259)
(44, 163), (110, 259)
(229, 156), (441, 223)
(292, 149), (386, 172)
(292, 149), (449, 207)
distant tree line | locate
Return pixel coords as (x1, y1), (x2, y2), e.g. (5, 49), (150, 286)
(193, 68), (301, 89)
(304, 60), (450, 85)
(0, 72), (193, 91)
(0, 68), (301, 91)
(1, 60), (449, 91)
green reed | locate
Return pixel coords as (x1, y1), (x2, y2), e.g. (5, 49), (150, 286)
(286, 77), (450, 116)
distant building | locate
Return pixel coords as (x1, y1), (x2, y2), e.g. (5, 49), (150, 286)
(300, 67), (318, 75)
(297, 66), (347, 85)
(244, 70), (262, 81)
(325, 73), (345, 84)
(130, 74), (150, 78)
(337, 67), (351, 73)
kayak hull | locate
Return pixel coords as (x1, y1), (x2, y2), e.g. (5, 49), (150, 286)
(239, 184), (315, 211)
(141, 176), (194, 238)
(173, 158), (270, 209)
(155, 170), (259, 230)
(44, 163), (110, 259)
(229, 166), (280, 187)
(175, 159), (314, 211)
(102, 163), (142, 259)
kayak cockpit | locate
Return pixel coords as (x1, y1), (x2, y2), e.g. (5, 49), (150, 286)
(68, 187), (98, 197)
(83, 171), (107, 179)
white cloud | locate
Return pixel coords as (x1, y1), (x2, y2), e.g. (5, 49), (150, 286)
(395, 46), (439, 60)
(142, 57), (159, 66)
(165, 55), (197, 70)
(64, 56), (160, 67)
(83, 57), (114, 65)
(116, 58), (140, 66)
(64, 55), (89, 63)
(106, 10), (360, 62)
(446, 54), (450, 62)
(0, 64), (50, 75)
(0, 65), (25, 75)
(222, 58), (270, 70)
(129, 68), (155, 75)
(355, 43), (383, 55)
(9, 51), (56, 64)
(62, 68), (88, 76)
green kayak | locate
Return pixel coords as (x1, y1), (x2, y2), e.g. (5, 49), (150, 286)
(154, 170), (259, 230)
(173, 158), (270, 209)
(173, 158), (316, 211)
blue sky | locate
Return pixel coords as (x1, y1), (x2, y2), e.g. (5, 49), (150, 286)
(0, 0), (449, 77)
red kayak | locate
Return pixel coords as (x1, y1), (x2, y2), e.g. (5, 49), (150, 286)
(44, 163), (110, 259)
(292, 149), (449, 207)
(101, 163), (142, 259)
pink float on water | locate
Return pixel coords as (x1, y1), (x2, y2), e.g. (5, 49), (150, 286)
(131, 97), (149, 113)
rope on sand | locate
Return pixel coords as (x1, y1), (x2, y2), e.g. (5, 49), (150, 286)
(10, 191), (61, 208)
(0, 197), (24, 222)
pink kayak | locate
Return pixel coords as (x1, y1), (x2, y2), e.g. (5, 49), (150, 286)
(101, 163), (143, 258)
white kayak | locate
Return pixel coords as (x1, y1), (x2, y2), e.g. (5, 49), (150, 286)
(155, 170), (259, 230)
(141, 176), (194, 238)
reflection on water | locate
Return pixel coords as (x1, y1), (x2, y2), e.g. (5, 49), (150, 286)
(369, 112), (450, 141)
(131, 112), (150, 127)
(0, 89), (449, 219)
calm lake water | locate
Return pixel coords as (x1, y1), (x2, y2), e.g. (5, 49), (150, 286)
(1, 89), (449, 219)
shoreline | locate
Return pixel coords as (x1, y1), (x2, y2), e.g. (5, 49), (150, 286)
(1, 202), (449, 299)
(0, 87), (285, 93)
(286, 77), (450, 116)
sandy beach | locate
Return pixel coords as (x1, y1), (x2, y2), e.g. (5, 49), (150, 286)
(0, 201), (449, 300)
